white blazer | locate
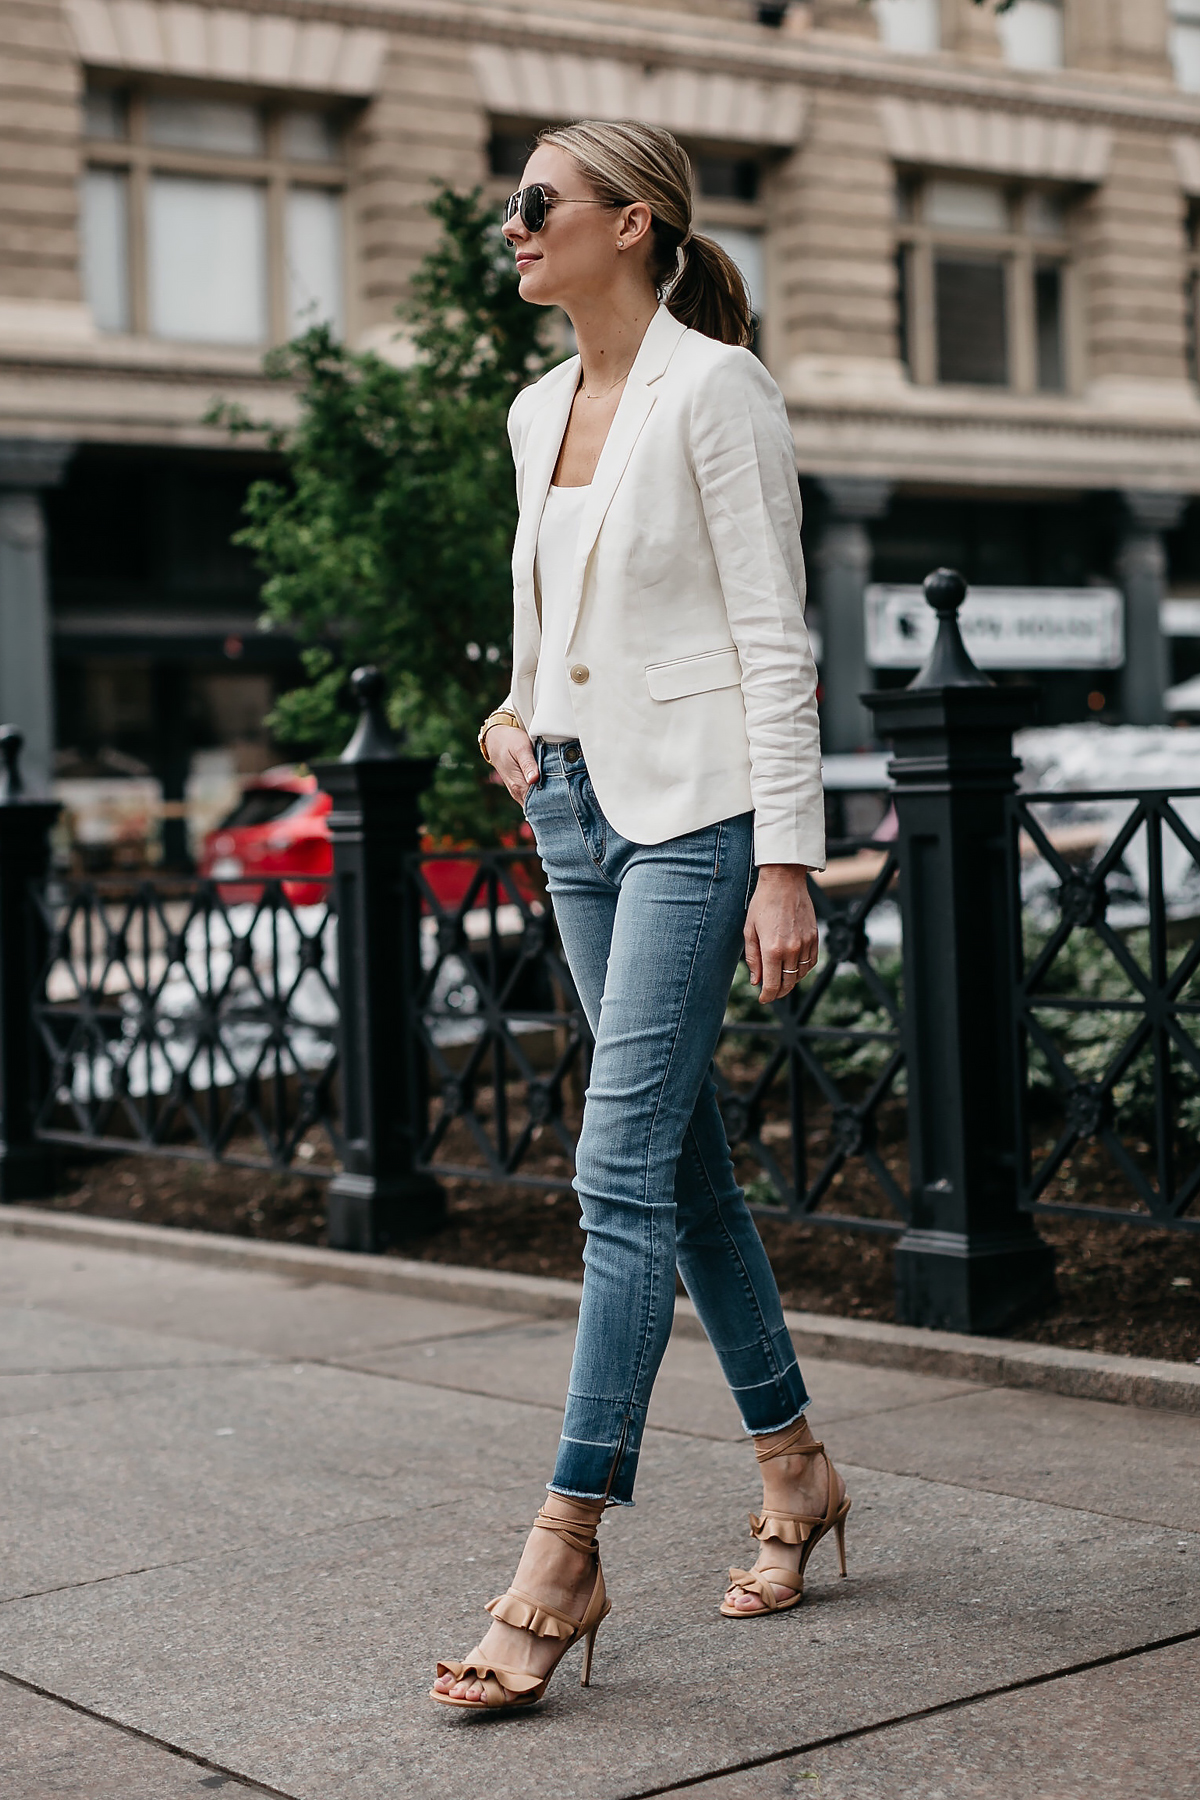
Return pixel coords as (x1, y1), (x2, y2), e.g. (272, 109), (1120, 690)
(500, 304), (825, 869)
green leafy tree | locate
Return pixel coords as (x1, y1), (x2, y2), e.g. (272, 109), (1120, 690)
(213, 187), (556, 843)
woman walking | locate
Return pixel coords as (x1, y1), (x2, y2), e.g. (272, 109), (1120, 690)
(432, 120), (847, 1713)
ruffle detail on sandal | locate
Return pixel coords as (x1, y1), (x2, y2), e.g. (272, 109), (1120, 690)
(485, 1588), (578, 1640)
(749, 1509), (815, 1546)
(435, 1657), (543, 1705)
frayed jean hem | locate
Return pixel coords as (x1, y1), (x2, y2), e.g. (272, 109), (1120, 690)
(546, 1481), (635, 1509)
(742, 1397), (812, 1439)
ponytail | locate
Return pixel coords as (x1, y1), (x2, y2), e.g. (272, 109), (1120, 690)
(663, 232), (753, 349)
(535, 119), (755, 349)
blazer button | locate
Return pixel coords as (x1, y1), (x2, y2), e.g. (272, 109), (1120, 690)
(569, 663), (590, 684)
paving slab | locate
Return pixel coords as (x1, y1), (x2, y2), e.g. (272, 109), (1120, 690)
(0, 1358), (559, 1602)
(8, 1208), (1199, 1413)
(0, 1304), (259, 1376)
(349, 1321), (984, 1443)
(831, 1383), (1200, 1533)
(676, 1636), (1200, 1800)
(1, 1395), (1195, 1800)
(0, 1237), (523, 1360)
(3, 1233), (1197, 1800)
(0, 1677), (267, 1799)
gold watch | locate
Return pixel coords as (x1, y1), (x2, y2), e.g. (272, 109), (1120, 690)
(478, 708), (522, 764)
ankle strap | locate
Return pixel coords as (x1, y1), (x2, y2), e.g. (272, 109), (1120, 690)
(532, 1506), (599, 1556)
(754, 1421), (823, 1464)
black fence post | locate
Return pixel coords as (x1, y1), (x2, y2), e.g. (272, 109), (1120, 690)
(0, 728), (59, 1201)
(863, 572), (1056, 1334)
(314, 669), (445, 1251)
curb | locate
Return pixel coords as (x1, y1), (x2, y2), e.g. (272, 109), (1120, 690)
(3, 1205), (1198, 1415)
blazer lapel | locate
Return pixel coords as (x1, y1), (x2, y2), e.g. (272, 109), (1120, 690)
(511, 359), (579, 613)
(565, 307), (688, 641)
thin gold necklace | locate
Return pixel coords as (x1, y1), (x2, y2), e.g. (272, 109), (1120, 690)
(580, 368), (631, 402)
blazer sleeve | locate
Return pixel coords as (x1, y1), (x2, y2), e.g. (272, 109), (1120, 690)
(688, 350), (825, 869)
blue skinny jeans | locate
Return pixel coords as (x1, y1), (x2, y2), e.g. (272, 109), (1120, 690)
(523, 740), (810, 1506)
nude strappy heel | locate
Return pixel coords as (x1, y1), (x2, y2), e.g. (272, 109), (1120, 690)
(721, 1419), (851, 1619)
(431, 1504), (611, 1712)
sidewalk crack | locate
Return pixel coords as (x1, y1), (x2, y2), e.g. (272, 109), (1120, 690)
(622, 1624), (1200, 1798)
(0, 1668), (299, 1798)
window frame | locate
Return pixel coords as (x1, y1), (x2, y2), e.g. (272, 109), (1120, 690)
(894, 173), (1077, 394)
(81, 81), (349, 346)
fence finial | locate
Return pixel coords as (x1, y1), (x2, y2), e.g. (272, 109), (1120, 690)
(0, 727), (24, 801)
(909, 568), (991, 691)
(341, 666), (400, 763)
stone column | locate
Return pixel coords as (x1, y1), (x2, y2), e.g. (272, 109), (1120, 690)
(1116, 490), (1185, 727)
(814, 477), (892, 754)
(0, 441), (74, 796)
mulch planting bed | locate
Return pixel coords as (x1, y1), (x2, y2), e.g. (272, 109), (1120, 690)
(27, 1146), (1200, 1366)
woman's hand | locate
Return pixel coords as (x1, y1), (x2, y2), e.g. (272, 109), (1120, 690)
(487, 723), (540, 806)
(745, 864), (818, 1003)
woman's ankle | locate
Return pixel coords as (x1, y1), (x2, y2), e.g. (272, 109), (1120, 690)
(754, 1415), (815, 1460)
(541, 1491), (605, 1534)
(543, 1490), (604, 1515)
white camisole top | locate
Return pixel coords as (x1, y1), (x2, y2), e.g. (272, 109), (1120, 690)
(528, 483), (590, 743)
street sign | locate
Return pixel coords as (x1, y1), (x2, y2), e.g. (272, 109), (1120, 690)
(865, 584), (1125, 671)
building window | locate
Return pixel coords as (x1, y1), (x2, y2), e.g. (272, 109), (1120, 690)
(873, 0), (940, 55)
(691, 154), (767, 344)
(996, 0), (1064, 70)
(81, 85), (346, 346)
(896, 177), (1071, 392)
(695, 156), (760, 203)
(1187, 203), (1200, 384)
(489, 131), (535, 179)
(1172, 0), (1200, 92)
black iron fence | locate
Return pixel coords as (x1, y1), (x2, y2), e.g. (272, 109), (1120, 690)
(404, 836), (907, 1233)
(3, 576), (1198, 1331)
(1009, 788), (1200, 1234)
(30, 875), (341, 1176)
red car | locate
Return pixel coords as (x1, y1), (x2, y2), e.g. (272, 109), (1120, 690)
(200, 767), (536, 910)
(201, 767), (332, 906)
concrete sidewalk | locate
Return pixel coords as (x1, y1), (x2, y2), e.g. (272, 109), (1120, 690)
(1, 1233), (1197, 1800)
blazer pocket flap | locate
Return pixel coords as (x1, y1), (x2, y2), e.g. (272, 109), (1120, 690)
(645, 646), (742, 702)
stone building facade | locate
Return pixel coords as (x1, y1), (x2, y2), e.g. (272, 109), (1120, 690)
(3, 0), (1200, 820)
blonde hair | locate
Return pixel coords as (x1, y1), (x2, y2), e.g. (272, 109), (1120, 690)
(534, 119), (754, 349)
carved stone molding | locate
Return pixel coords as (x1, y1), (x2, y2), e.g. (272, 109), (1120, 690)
(65, 0), (389, 94)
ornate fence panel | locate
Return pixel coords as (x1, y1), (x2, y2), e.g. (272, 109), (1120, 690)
(407, 838), (908, 1232)
(1008, 788), (1200, 1233)
(715, 839), (906, 1233)
(31, 876), (342, 1176)
(406, 848), (590, 1193)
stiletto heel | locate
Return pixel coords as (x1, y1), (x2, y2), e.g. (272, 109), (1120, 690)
(432, 1505), (610, 1712)
(580, 1620), (600, 1688)
(721, 1421), (851, 1619)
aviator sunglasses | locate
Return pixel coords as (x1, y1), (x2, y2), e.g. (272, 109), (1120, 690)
(503, 184), (619, 233)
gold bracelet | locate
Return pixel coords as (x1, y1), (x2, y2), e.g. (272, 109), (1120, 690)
(478, 709), (522, 764)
